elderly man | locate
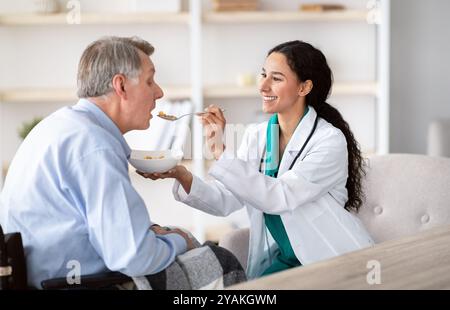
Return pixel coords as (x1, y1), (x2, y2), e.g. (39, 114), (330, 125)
(0, 36), (197, 288)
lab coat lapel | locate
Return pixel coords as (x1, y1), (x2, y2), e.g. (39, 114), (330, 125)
(278, 107), (318, 176)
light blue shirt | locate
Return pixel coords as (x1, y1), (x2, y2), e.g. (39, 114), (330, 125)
(0, 99), (187, 288)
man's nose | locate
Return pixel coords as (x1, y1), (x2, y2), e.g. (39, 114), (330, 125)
(155, 84), (164, 99)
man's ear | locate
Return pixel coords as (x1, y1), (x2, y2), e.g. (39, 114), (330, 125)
(298, 80), (313, 97)
(112, 74), (127, 99)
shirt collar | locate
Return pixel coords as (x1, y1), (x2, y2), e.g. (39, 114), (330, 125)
(73, 98), (132, 158)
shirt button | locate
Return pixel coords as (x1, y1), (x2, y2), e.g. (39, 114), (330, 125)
(374, 206), (383, 215)
(421, 214), (430, 224)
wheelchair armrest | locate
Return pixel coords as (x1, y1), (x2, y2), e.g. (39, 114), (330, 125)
(41, 271), (132, 290)
(1, 231), (28, 289)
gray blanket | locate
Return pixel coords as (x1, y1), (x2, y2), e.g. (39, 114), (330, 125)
(119, 241), (246, 290)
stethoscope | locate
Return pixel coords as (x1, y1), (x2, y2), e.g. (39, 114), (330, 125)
(258, 115), (319, 174)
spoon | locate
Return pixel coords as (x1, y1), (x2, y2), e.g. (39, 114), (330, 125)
(157, 109), (226, 121)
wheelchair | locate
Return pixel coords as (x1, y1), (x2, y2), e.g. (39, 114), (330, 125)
(0, 224), (131, 290)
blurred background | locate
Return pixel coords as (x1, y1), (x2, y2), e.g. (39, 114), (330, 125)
(0, 0), (449, 242)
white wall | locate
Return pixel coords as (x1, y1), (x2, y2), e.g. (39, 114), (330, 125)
(390, 0), (450, 154)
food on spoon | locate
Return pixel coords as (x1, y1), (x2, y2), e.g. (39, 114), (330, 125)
(158, 111), (177, 120)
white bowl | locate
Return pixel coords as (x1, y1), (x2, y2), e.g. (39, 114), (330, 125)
(129, 150), (183, 173)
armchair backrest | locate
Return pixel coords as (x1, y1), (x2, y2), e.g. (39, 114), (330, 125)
(356, 154), (450, 243)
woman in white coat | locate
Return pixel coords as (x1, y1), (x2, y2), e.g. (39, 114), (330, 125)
(140, 41), (374, 279)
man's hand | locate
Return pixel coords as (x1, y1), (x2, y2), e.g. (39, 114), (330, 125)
(150, 225), (196, 251)
(150, 224), (171, 235)
(136, 165), (193, 194)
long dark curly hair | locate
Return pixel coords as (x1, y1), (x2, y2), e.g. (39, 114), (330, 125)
(268, 40), (365, 213)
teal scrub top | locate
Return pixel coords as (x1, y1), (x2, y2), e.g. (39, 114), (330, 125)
(262, 107), (309, 276)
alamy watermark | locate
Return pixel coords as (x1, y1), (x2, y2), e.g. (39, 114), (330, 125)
(166, 122), (272, 162)
(366, 0), (381, 25)
(66, 0), (81, 25)
(366, 259), (382, 285)
(66, 259), (81, 285)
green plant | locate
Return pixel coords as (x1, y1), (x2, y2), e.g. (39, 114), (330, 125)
(18, 117), (43, 140)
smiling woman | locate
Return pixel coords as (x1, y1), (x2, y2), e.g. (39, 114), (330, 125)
(266, 41), (366, 213)
(137, 40), (374, 280)
(260, 53), (312, 118)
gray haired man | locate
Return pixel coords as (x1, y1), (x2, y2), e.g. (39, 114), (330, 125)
(0, 36), (195, 288)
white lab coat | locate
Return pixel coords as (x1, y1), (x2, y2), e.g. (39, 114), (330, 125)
(173, 106), (374, 278)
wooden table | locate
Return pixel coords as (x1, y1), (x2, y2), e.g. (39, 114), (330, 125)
(230, 225), (450, 289)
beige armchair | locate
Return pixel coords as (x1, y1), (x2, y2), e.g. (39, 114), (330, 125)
(219, 154), (450, 270)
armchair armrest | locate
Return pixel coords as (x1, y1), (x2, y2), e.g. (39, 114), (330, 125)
(219, 228), (249, 271)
